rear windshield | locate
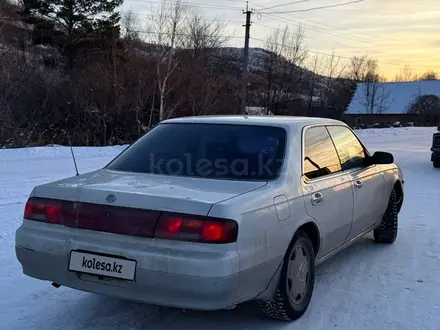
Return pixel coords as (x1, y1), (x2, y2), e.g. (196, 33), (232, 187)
(106, 123), (286, 181)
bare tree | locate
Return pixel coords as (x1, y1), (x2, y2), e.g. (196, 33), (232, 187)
(263, 25), (308, 115)
(305, 53), (323, 115)
(418, 70), (438, 81)
(394, 65), (414, 82)
(121, 9), (140, 49)
(181, 11), (229, 57)
(348, 55), (394, 114)
(371, 80), (394, 114)
(121, 10), (153, 137)
(148, 0), (187, 121)
(363, 74), (393, 114)
(319, 51), (344, 112)
(0, 0), (14, 37)
(407, 94), (440, 115)
(180, 10), (229, 115)
(348, 55), (376, 82)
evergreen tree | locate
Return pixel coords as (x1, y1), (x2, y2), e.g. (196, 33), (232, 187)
(23, 0), (124, 68)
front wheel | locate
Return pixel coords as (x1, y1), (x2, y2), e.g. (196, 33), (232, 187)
(259, 230), (315, 321)
(433, 160), (440, 168)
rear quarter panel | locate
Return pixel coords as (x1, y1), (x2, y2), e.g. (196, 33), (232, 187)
(208, 125), (315, 273)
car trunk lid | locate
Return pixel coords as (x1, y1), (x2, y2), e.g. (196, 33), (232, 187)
(33, 169), (267, 216)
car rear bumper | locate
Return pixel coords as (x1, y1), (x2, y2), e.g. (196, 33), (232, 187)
(15, 220), (279, 310)
(16, 245), (243, 310)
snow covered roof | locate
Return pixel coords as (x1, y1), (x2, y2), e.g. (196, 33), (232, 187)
(346, 80), (440, 115)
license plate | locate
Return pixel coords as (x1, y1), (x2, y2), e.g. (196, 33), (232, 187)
(68, 251), (136, 281)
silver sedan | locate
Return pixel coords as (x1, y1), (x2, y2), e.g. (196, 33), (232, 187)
(15, 115), (404, 321)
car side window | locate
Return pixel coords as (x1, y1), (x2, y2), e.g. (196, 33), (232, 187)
(303, 126), (342, 180)
(326, 125), (366, 171)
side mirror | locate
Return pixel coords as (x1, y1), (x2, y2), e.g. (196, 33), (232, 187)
(369, 151), (394, 165)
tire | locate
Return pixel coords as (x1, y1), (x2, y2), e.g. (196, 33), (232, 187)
(373, 188), (398, 243)
(258, 230), (315, 321)
(434, 161), (440, 168)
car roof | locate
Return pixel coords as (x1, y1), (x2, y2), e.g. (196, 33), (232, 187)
(161, 115), (344, 128)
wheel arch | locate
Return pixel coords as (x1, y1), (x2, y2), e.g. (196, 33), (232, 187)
(393, 180), (404, 213)
(297, 222), (321, 257)
(255, 221), (320, 301)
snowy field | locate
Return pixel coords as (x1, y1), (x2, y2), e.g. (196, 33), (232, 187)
(1, 127), (439, 330)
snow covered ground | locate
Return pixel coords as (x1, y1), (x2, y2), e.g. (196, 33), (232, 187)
(1, 127), (439, 330)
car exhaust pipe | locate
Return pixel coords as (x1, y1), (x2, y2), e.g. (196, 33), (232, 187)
(52, 282), (61, 288)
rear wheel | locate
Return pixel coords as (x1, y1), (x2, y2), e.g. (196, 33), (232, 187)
(259, 230), (315, 321)
(433, 160), (440, 168)
(374, 188), (398, 243)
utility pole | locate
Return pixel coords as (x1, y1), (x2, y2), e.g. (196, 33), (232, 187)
(240, 2), (252, 114)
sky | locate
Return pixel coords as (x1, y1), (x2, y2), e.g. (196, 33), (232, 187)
(123, 0), (440, 80)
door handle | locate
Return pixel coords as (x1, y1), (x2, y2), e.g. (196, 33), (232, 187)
(311, 192), (324, 206)
(354, 180), (363, 189)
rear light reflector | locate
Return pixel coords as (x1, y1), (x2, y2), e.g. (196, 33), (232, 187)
(24, 198), (238, 244)
(72, 203), (160, 238)
(154, 213), (238, 244)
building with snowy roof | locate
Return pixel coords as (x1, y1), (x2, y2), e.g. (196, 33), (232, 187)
(344, 80), (440, 127)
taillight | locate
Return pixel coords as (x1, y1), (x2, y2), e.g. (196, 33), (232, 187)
(23, 198), (238, 244)
(24, 198), (63, 224)
(154, 213), (238, 244)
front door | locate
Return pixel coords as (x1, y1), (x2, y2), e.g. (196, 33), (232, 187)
(326, 125), (386, 241)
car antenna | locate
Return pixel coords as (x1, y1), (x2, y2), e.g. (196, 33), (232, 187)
(68, 134), (79, 176)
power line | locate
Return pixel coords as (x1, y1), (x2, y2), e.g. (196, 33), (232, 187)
(257, 0), (311, 11)
(127, 0), (392, 45)
(253, 4), (375, 44)
(250, 36), (438, 69)
(259, 0), (366, 14)
(260, 11), (374, 43)
(251, 36), (352, 59)
(124, 3), (437, 70)
(254, 2), (400, 44)
(252, 22), (424, 59)
(253, 22), (359, 49)
(256, 5), (412, 45)
(122, 11), (243, 23)
(129, 0), (243, 12)
(255, 10), (435, 62)
(296, 17), (402, 43)
(133, 30), (244, 39)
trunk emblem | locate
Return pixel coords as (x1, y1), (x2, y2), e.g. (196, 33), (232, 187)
(106, 194), (116, 203)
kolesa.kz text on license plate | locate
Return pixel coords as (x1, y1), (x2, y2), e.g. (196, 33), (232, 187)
(69, 251), (136, 280)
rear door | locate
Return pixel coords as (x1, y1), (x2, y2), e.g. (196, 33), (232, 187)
(301, 126), (354, 259)
(326, 125), (387, 241)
